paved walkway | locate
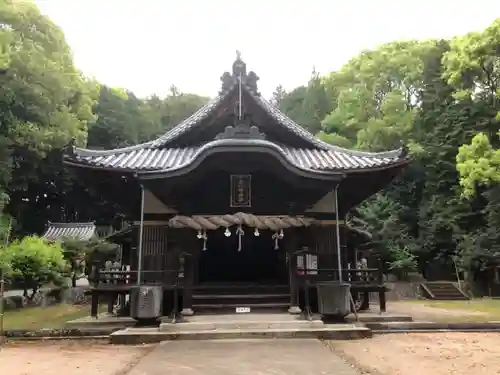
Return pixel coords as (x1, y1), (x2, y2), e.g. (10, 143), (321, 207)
(128, 339), (361, 375)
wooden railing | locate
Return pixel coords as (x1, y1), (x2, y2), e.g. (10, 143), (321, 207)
(87, 266), (185, 319)
(89, 267), (179, 286)
(297, 267), (383, 285)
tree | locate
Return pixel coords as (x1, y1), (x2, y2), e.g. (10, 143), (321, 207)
(2, 236), (66, 300)
(61, 236), (118, 287)
(270, 85), (287, 106)
(457, 132), (500, 198)
(443, 19), (500, 110)
(298, 69), (333, 135)
(0, 0), (99, 235)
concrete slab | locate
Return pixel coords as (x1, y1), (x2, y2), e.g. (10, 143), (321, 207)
(110, 324), (371, 344)
(65, 311), (412, 332)
(127, 339), (361, 375)
(347, 311), (413, 323)
(65, 315), (137, 329)
(181, 312), (301, 322)
(160, 314), (325, 332)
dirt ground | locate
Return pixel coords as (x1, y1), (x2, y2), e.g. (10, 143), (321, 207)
(328, 332), (500, 375)
(387, 301), (489, 321)
(0, 341), (152, 375)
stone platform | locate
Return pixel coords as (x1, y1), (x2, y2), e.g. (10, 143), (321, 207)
(66, 310), (412, 329)
(110, 316), (371, 345)
(66, 310), (413, 344)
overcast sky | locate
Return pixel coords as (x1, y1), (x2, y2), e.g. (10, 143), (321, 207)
(35, 0), (500, 98)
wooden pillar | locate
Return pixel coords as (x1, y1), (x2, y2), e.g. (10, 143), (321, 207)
(181, 232), (196, 316)
(378, 257), (386, 313)
(107, 294), (115, 314)
(360, 292), (370, 310)
(287, 230), (301, 314)
(91, 290), (99, 318)
(379, 290), (386, 313)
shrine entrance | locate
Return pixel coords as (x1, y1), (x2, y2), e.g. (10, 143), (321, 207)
(197, 227), (287, 284)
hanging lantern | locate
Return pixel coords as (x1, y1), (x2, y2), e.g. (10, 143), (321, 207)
(224, 227), (231, 237)
(236, 225), (245, 251)
(278, 229), (284, 239)
(196, 230), (203, 239)
(254, 228), (260, 237)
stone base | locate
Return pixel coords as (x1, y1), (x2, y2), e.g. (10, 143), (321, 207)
(288, 306), (302, 314)
(111, 324), (371, 345)
(181, 308), (194, 316)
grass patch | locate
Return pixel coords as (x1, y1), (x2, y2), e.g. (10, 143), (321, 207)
(409, 298), (500, 313)
(401, 298), (500, 322)
(1, 304), (98, 330)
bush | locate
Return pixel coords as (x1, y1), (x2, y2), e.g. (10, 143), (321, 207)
(0, 297), (17, 311)
(61, 236), (118, 287)
(7, 295), (25, 308)
(2, 236), (67, 300)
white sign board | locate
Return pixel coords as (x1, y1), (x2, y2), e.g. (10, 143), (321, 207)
(236, 307), (251, 313)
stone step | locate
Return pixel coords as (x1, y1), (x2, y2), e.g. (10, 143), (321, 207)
(194, 284), (289, 295)
(193, 302), (290, 314)
(110, 325), (371, 344)
(422, 282), (469, 300)
(159, 319), (325, 332)
(192, 293), (290, 306)
(193, 293), (289, 299)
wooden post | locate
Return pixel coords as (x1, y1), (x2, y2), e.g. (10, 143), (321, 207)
(107, 294), (114, 314)
(0, 268), (5, 345)
(181, 234), (195, 316)
(181, 254), (194, 316)
(287, 231), (301, 314)
(379, 289), (386, 313)
(361, 291), (370, 310)
(378, 257), (386, 313)
(91, 290), (99, 318)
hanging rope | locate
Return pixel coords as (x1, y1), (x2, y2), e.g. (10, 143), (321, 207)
(168, 212), (315, 231)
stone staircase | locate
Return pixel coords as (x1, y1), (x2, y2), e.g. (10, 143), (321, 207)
(192, 284), (290, 314)
(421, 281), (469, 300)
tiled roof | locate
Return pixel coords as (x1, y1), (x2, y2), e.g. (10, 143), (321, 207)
(148, 82), (334, 150)
(64, 57), (409, 174)
(69, 139), (406, 173)
(42, 222), (96, 242)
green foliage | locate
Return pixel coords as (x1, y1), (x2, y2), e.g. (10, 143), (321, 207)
(387, 243), (418, 278)
(457, 132), (500, 197)
(2, 1), (500, 282)
(2, 235), (66, 298)
(61, 236), (118, 286)
(0, 0), (98, 150)
(87, 85), (208, 149)
(443, 19), (500, 105)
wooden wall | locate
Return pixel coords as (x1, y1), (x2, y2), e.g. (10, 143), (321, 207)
(140, 225), (168, 283)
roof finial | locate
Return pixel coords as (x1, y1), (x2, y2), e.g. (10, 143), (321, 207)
(232, 52), (246, 77)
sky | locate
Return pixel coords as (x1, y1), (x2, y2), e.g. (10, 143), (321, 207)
(35, 0), (500, 99)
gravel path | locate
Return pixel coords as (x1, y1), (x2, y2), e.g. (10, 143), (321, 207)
(329, 332), (500, 375)
(0, 341), (151, 375)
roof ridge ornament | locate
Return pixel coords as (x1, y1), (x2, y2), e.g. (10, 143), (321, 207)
(215, 122), (266, 141)
(220, 51), (260, 95)
(400, 142), (409, 158)
(62, 137), (76, 158)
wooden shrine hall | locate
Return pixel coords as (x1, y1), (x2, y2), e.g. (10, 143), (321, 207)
(63, 54), (410, 318)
